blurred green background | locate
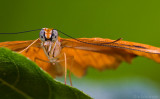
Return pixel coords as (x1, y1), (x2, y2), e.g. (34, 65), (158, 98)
(0, 0), (160, 99)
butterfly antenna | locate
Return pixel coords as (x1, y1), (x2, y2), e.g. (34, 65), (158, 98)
(100, 38), (123, 44)
(56, 29), (122, 45)
(57, 29), (160, 54)
(0, 29), (41, 34)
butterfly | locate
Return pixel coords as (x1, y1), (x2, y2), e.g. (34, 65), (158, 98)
(0, 28), (160, 85)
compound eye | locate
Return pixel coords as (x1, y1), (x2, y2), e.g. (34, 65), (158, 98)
(52, 30), (58, 41)
(39, 29), (45, 41)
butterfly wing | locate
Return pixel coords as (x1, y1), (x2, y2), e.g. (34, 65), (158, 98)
(0, 40), (36, 51)
(60, 37), (160, 77)
(0, 40), (64, 77)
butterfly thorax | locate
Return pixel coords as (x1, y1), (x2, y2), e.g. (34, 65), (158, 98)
(41, 39), (61, 63)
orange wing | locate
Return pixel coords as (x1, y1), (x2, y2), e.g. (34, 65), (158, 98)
(0, 40), (64, 78)
(1, 37), (160, 78)
(60, 37), (160, 77)
(0, 40), (35, 51)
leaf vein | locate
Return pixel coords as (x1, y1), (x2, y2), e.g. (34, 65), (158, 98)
(0, 78), (32, 99)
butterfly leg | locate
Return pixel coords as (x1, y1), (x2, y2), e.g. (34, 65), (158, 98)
(64, 53), (67, 85)
(56, 55), (74, 86)
(19, 38), (39, 53)
(68, 57), (74, 86)
(57, 53), (72, 86)
(69, 70), (72, 86)
(34, 57), (50, 63)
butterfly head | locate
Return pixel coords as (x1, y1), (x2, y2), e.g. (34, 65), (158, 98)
(39, 28), (58, 42)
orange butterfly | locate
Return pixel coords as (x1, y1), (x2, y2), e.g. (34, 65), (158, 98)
(0, 28), (160, 85)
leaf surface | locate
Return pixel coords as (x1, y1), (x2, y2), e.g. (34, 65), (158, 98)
(0, 47), (91, 99)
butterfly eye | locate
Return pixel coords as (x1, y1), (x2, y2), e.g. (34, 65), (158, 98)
(51, 30), (58, 41)
(39, 29), (46, 41)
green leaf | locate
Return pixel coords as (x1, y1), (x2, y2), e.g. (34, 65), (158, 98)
(0, 47), (92, 99)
